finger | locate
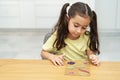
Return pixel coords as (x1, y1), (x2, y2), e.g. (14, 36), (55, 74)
(91, 57), (98, 63)
(94, 61), (100, 66)
(59, 54), (65, 61)
(89, 55), (93, 60)
(90, 55), (98, 61)
(92, 56), (96, 60)
(51, 59), (58, 66)
(96, 61), (100, 66)
(92, 57), (98, 62)
(92, 59), (100, 65)
(56, 59), (64, 66)
(58, 56), (64, 61)
(95, 59), (100, 65)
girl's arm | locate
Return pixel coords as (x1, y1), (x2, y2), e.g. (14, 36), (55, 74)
(41, 50), (65, 66)
(86, 50), (100, 66)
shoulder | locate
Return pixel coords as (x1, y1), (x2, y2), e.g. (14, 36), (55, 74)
(83, 31), (90, 40)
(51, 31), (57, 36)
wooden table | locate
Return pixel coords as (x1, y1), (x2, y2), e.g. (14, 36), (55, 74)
(0, 59), (120, 80)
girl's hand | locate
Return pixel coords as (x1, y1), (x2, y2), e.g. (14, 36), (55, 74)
(48, 54), (65, 66)
(88, 54), (100, 66)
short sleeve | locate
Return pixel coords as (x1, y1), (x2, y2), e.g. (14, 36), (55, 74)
(87, 39), (90, 50)
(84, 31), (90, 50)
(42, 32), (56, 52)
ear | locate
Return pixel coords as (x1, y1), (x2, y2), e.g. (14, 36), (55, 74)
(66, 14), (70, 22)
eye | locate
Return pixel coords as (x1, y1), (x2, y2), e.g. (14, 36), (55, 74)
(82, 25), (88, 30)
(74, 24), (79, 27)
(82, 27), (86, 30)
(74, 25), (78, 27)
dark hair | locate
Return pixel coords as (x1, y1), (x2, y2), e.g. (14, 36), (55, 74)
(52, 2), (100, 54)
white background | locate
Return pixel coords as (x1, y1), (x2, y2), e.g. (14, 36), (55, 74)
(0, 0), (120, 32)
(0, 0), (95, 29)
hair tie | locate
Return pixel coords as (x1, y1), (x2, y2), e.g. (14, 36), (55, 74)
(66, 4), (71, 14)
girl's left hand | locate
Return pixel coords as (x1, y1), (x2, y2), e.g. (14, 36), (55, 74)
(88, 54), (100, 66)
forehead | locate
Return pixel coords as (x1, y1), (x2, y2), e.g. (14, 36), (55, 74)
(70, 14), (90, 26)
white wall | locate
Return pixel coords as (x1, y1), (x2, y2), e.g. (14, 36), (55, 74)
(2, 0), (120, 32)
(95, 0), (120, 32)
(0, 0), (95, 29)
(117, 0), (120, 30)
(0, 0), (20, 28)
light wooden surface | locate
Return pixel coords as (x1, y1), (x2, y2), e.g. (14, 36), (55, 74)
(0, 59), (120, 80)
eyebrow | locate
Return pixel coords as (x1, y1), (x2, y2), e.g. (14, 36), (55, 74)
(74, 23), (88, 28)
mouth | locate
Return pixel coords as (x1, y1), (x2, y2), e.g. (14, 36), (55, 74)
(74, 33), (80, 37)
(68, 33), (80, 40)
(72, 34), (80, 39)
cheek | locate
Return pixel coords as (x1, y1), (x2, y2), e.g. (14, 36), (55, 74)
(68, 20), (76, 33)
(82, 29), (87, 34)
(68, 25), (72, 33)
(68, 22), (72, 31)
(68, 24), (74, 32)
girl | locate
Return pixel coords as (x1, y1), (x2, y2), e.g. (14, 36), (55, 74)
(41, 2), (100, 66)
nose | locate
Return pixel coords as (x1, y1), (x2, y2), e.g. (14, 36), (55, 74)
(77, 27), (82, 34)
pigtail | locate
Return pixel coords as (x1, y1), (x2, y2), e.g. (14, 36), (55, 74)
(53, 3), (69, 50)
(89, 11), (100, 54)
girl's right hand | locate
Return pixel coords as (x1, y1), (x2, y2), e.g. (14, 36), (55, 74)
(48, 54), (65, 66)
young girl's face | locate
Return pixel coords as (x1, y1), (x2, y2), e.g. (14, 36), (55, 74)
(67, 14), (90, 40)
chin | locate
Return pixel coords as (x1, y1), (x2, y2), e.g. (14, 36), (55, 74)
(73, 35), (80, 39)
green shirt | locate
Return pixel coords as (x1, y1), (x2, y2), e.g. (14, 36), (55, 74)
(42, 32), (90, 61)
